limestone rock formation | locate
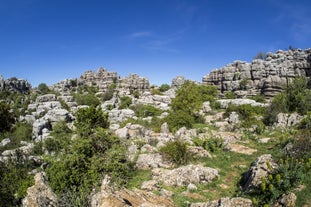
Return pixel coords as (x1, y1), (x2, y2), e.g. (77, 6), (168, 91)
(242, 154), (277, 192)
(0, 75), (31, 94)
(190, 197), (252, 207)
(91, 175), (175, 207)
(151, 164), (219, 187)
(203, 49), (311, 97)
(120, 74), (150, 92)
(22, 172), (58, 207)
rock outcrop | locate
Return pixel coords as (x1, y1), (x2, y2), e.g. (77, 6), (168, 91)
(203, 49), (311, 97)
(91, 175), (175, 207)
(0, 75), (31, 94)
(151, 164), (219, 187)
(190, 197), (252, 207)
(242, 154), (277, 192)
(22, 172), (58, 207)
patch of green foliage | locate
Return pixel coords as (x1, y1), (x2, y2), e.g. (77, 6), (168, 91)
(119, 96), (132, 109)
(0, 152), (36, 206)
(165, 81), (218, 131)
(264, 77), (311, 125)
(159, 140), (190, 165)
(159, 84), (170, 92)
(46, 121), (133, 205)
(192, 137), (224, 152)
(224, 91), (237, 99)
(75, 106), (109, 137)
(73, 85), (100, 106)
(130, 104), (163, 118)
(224, 104), (265, 120)
(248, 157), (311, 207)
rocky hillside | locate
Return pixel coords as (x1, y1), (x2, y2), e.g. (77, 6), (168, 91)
(202, 48), (311, 97)
(1, 48), (311, 207)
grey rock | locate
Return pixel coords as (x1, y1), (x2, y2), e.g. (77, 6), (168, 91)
(272, 193), (296, 207)
(242, 154), (277, 192)
(22, 172), (57, 207)
(216, 99), (267, 109)
(135, 153), (172, 170)
(203, 48), (311, 97)
(172, 76), (185, 88)
(228, 112), (240, 124)
(33, 118), (51, 139)
(36, 94), (57, 103)
(0, 138), (11, 147)
(160, 122), (170, 134)
(202, 101), (212, 113)
(108, 108), (135, 123)
(190, 197), (252, 207)
(151, 164), (219, 187)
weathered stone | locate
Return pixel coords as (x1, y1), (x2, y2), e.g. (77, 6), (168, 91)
(36, 94), (57, 103)
(32, 118), (51, 139)
(135, 153), (172, 170)
(151, 164), (219, 187)
(108, 109), (135, 123)
(91, 175), (175, 207)
(203, 48), (311, 97)
(0, 76), (31, 94)
(22, 172), (57, 207)
(242, 154), (277, 192)
(160, 122), (170, 134)
(190, 197), (252, 207)
(171, 76), (185, 88)
(272, 193), (297, 207)
(0, 138), (11, 147)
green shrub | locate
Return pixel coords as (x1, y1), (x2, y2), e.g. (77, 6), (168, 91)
(250, 95), (267, 103)
(224, 91), (237, 99)
(224, 104), (265, 120)
(131, 104), (163, 118)
(74, 93), (100, 106)
(164, 110), (195, 132)
(159, 140), (190, 165)
(37, 83), (51, 94)
(119, 96), (132, 109)
(193, 137), (223, 152)
(75, 106), (109, 137)
(159, 84), (170, 92)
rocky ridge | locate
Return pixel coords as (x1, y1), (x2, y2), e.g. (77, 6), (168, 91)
(202, 48), (311, 97)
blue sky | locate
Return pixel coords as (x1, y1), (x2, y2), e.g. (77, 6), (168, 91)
(0, 0), (310, 86)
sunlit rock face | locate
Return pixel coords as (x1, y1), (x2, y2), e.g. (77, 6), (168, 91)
(202, 48), (311, 97)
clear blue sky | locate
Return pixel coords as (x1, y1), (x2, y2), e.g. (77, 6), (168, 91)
(0, 0), (310, 87)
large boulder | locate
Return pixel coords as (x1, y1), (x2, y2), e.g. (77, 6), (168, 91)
(135, 153), (173, 170)
(151, 164), (219, 187)
(242, 154), (277, 192)
(190, 197), (252, 207)
(22, 172), (57, 207)
(108, 109), (135, 123)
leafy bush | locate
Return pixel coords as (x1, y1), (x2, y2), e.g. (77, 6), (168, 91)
(193, 137), (223, 152)
(46, 129), (133, 203)
(264, 77), (311, 126)
(74, 93), (100, 106)
(224, 104), (265, 120)
(250, 95), (267, 103)
(75, 106), (109, 137)
(160, 140), (190, 165)
(224, 91), (237, 99)
(159, 84), (170, 92)
(249, 156), (310, 206)
(164, 110), (195, 132)
(131, 104), (163, 118)
(37, 83), (51, 94)
(0, 154), (35, 206)
(119, 96), (132, 109)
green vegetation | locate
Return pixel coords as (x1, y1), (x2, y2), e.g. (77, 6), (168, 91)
(159, 140), (190, 165)
(45, 107), (133, 205)
(264, 77), (311, 125)
(119, 96), (132, 109)
(159, 83), (170, 92)
(130, 104), (163, 118)
(165, 81), (218, 131)
(73, 85), (100, 106)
